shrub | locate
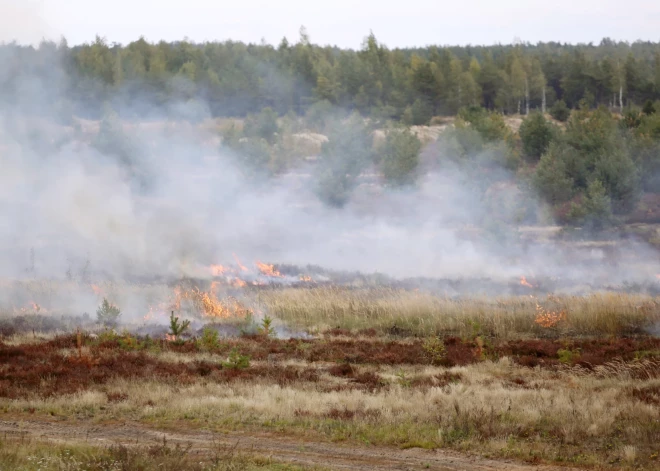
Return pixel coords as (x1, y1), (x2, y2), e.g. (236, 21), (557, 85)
(222, 348), (250, 369)
(558, 348), (580, 364)
(533, 141), (576, 204)
(198, 327), (220, 351)
(118, 331), (139, 351)
(549, 100), (570, 122)
(96, 298), (121, 327)
(380, 126), (422, 186)
(243, 107), (279, 143)
(458, 106), (510, 142)
(315, 114), (372, 207)
(642, 100), (656, 116)
(621, 108), (642, 129)
(581, 179), (614, 230)
(519, 111), (557, 161)
(422, 336), (447, 365)
(410, 98), (433, 125)
(304, 99), (334, 131)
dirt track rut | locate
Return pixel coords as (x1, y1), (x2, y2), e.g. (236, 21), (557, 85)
(0, 418), (577, 471)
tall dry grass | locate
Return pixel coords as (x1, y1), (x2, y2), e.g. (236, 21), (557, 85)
(5, 358), (658, 469)
(260, 287), (660, 338)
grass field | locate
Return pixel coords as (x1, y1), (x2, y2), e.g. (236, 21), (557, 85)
(0, 288), (660, 469)
(259, 288), (660, 338)
(0, 285), (659, 470)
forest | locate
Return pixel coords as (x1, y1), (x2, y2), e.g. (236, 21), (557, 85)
(2, 30), (660, 120)
(4, 31), (660, 229)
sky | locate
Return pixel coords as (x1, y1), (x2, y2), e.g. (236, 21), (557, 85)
(2, 0), (660, 49)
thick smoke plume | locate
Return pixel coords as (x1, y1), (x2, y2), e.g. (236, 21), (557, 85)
(1, 41), (660, 325)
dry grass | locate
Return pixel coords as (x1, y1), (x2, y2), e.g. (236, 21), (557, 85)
(260, 288), (660, 338)
(1, 286), (659, 468)
(2, 280), (659, 339)
(3, 352), (659, 469)
(0, 438), (313, 471)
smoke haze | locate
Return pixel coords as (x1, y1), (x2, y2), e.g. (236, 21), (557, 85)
(1, 42), (660, 323)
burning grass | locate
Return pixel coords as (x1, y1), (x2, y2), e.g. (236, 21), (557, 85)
(1, 281), (660, 469)
(260, 288), (660, 338)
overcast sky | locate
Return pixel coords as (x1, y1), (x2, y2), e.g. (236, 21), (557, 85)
(2, 0), (660, 49)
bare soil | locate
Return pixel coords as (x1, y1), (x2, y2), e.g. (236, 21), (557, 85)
(0, 418), (578, 471)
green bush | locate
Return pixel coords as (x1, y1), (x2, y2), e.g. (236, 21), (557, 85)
(549, 100), (570, 122)
(243, 107), (279, 143)
(315, 114), (372, 207)
(581, 179), (614, 230)
(533, 142), (576, 204)
(519, 111), (556, 161)
(96, 298), (121, 327)
(422, 336), (447, 365)
(380, 126), (422, 187)
(642, 100), (656, 116)
(198, 327), (220, 351)
(410, 98), (433, 125)
(222, 347), (250, 369)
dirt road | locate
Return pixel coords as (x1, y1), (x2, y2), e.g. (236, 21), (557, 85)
(0, 418), (576, 471)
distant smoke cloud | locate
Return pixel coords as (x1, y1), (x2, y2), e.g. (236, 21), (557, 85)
(1, 42), (660, 325)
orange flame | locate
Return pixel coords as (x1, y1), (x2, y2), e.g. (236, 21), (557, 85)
(165, 334), (177, 342)
(210, 264), (226, 276)
(155, 284), (251, 319)
(233, 253), (248, 272)
(534, 303), (566, 328)
(299, 275), (313, 283)
(91, 284), (103, 297)
(520, 276), (534, 288)
(232, 278), (247, 288)
(257, 261), (283, 278)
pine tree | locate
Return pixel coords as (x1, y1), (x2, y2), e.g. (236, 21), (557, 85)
(582, 180), (613, 230)
(519, 111), (556, 161)
(533, 142), (575, 204)
(380, 127), (422, 187)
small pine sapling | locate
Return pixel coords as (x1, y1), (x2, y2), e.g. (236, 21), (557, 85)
(169, 311), (191, 340)
(258, 315), (275, 337)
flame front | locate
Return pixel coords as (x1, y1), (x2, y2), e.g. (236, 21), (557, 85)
(257, 261), (283, 278)
(520, 276), (534, 288)
(233, 253), (248, 272)
(210, 264), (226, 276)
(534, 302), (566, 328)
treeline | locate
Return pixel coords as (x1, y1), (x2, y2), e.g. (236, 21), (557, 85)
(3, 31), (660, 121)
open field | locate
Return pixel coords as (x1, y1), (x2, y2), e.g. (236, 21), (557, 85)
(0, 284), (659, 471)
(0, 266), (659, 471)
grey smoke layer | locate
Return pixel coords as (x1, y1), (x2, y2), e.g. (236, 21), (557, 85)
(1, 52), (659, 296)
